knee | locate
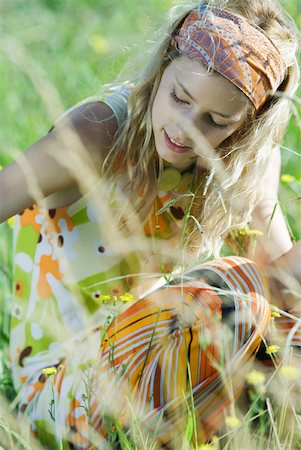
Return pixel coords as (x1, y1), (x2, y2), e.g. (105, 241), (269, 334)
(219, 256), (271, 344)
(205, 255), (269, 299)
(187, 255), (271, 337)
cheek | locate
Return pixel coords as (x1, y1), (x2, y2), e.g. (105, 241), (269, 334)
(152, 93), (164, 131)
(204, 127), (237, 149)
(211, 125), (243, 149)
(203, 129), (227, 148)
(151, 102), (158, 134)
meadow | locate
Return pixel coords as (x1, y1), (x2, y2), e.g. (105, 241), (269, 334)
(0, 0), (300, 448)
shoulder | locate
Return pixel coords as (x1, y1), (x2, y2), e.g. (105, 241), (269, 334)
(54, 100), (118, 148)
(0, 99), (123, 221)
(51, 85), (132, 172)
(49, 100), (120, 175)
(53, 85), (132, 142)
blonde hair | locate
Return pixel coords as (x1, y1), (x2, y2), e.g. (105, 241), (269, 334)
(103, 0), (300, 259)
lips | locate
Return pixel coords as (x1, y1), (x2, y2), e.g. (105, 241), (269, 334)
(163, 130), (191, 154)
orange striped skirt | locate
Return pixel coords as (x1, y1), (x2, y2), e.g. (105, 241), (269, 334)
(17, 256), (301, 448)
(85, 256), (271, 447)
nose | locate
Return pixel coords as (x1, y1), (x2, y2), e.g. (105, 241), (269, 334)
(173, 110), (203, 148)
(171, 123), (189, 145)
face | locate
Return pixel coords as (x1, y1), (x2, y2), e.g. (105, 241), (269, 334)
(151, 56), (250, 170)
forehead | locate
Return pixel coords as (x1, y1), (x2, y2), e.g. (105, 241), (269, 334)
(164, 55), (250, 115)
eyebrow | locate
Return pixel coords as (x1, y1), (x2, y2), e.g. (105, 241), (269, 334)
(175, 78), (235, 119)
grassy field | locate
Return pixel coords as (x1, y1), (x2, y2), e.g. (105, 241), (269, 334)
(0, 0), (301, 448)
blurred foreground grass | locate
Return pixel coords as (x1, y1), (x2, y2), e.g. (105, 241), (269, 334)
(0, 0), (174, 160)
(0, 0), (174, 334)
(0, 0), (300, 448)
(1, 0), (300, 233)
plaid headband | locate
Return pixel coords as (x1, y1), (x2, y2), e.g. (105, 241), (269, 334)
(172, 6), (286, 110)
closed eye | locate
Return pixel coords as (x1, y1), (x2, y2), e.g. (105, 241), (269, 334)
(171, 88), (231, 129)
(170, 89), (189, 105)
(205, 114), (230, 130)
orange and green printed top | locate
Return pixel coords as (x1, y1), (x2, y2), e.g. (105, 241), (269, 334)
(9, 89), (192, 392)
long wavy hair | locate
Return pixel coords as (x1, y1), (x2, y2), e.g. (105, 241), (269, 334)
(102, 0), (300, 259)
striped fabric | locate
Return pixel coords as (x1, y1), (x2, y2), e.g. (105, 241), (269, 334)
(87, 256), (271, 446)
(275, 309), (301, 353)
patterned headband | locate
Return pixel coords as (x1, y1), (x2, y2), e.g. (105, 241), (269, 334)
(172, 6), (286, 110)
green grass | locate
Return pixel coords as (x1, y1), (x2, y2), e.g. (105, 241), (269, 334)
(0, 0), (173, 162)
(0, 0), (301, 449)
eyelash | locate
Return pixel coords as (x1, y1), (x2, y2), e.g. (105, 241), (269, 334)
(170, 89), (188, 105)
(206, 115), (229, 130)
(170, 89), (230, 130)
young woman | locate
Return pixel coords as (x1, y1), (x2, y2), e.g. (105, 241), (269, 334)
(0, 0), (300, 447)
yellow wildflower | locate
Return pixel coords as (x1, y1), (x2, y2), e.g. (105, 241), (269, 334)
(271, 306), (281, 318)
(42, 367), (57, 376)
(244, 229), (263, 237)
(235, 226), (263, 239)
(279, 365), (298, 380)
(225, 415), (241, 429)
(120, 292), (135, 302)
(237, 226), (263, 237)
(265, 345), (280, 355)
(210, 434), (219, 450)
(198, 439), (219, 450)
(79, 358), (96, 371)
(281, 174), (295, 184)
(89, 34), (109, 54)
(211, 436), (219, 446)
(98, 295), (111, 302)
(246, 370), (266, 386)
(7, 216), (15, 229)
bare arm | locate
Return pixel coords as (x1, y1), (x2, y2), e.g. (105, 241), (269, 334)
(249, 146), (301, 311)
(0, 101), (118, 223)
(250, 145), (293, 265)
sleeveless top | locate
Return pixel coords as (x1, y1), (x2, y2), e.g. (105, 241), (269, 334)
(9, 87), (190, 390)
